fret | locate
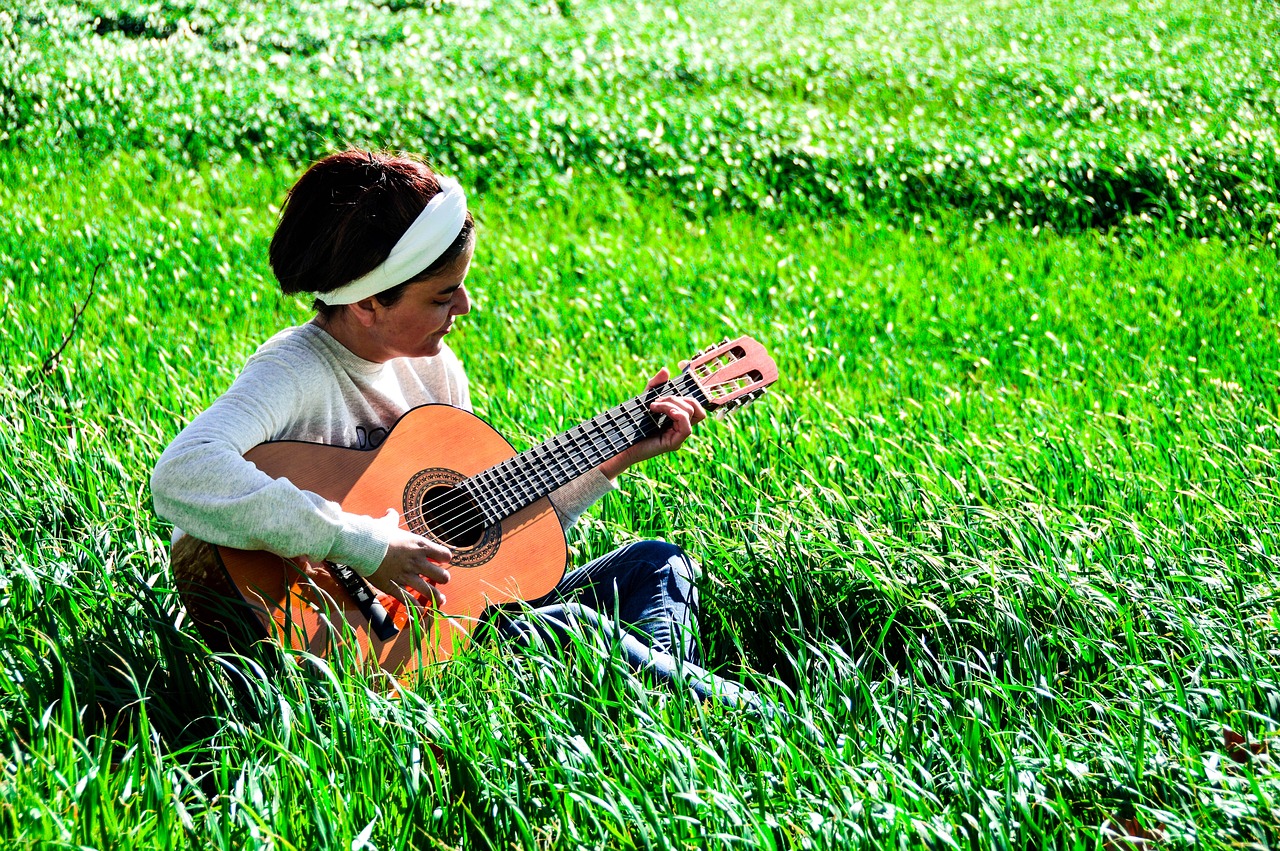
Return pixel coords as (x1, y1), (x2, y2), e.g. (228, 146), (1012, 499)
(475, 478), (502, 528)
(475, 469), (496, 520)
(504, 459), (531, 505)
(519, 447), (543, 495)
(519, 456), (540, 501)
(529, 444), (556, 493)
(476, 467), (498, 516)
(618, 398), (641, 439)
(505, 456), (528, 499)
(595, 411), (625, 456)
(569, 424), (591, 477)
(495, 469), (517, 517)
(486, 463), (511, 508)
(549, 432), (571, 483)
(609, 406), (632, 444)
(619, 403), (641, 441)
(459, 479), (487, 526)
(620, 400), (646, 442)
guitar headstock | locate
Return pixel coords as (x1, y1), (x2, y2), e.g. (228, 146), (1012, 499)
(681, 336), (779, 417)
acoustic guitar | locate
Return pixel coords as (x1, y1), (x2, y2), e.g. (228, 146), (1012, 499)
(172, 336), (778, 674)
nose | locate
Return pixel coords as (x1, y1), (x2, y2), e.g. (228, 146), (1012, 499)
(452, 284), (472, 316)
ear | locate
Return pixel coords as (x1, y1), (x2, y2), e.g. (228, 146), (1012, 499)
(345, 297), (380, 328)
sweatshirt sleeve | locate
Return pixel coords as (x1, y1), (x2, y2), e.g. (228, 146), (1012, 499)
(548, 469), (617, 532)
(150, 352), (396, 576)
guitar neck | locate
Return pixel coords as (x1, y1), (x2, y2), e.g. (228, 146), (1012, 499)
(462, 372), (707, 526)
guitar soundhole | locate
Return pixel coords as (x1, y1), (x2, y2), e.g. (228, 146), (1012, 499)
(419, 485), (485, 549)
(403, 467), (501, 567)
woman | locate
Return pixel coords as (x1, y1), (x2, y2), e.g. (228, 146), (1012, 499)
(152, 149), (756, 707)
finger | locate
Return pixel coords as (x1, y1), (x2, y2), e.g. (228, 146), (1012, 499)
(644, 366), (670, 391)
(652, 397), (697, 423)
(652, 393), (697, 410)
(376, 578), (417, 609)
(404, 574), (446, 608)
(416, 558), (451, 585)
(673, 397), (700, 419)
(658, 399), (693, 424)
(655, 396), (696, 412)
(669, 411), (693, 443)
(416, 536), (453, 565)
(655, 404), (693, 448)
(676, 399), (705, 427)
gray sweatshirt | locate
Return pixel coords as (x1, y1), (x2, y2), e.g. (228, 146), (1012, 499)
(151, 322), (615, 575)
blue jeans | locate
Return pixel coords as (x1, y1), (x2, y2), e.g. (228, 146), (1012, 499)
(489, 541), (760, 709)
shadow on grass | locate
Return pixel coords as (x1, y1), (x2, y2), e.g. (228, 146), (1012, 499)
(0, 558), (236, 758)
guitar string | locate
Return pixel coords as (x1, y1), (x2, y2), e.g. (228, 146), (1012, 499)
(389, 366), (737, 587)
(469, 363), (737, 528)
(256, 360), (747, 622)
(447, 367), (732, 531)
(398, 407), (646, 542)
(457, 370), (713, 525)
(396, 360), (737, 540)
(415, 375), (697, 529)
(398, 389), (662, 534)
(395, 373), (709, 541)
(398, 383), (673, 536)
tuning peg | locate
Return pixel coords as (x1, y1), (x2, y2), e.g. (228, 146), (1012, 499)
(697, 339), (733, 357)
(711, 387), (768, 419)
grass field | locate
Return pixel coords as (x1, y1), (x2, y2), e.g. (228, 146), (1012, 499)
(3, 0), (1280, 848)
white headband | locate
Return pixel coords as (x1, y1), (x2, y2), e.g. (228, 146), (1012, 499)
(319, 175), (468, 306)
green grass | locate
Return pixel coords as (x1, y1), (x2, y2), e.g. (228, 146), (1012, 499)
(4, 0), (1280, 848)
(5, 0), (1280, 236)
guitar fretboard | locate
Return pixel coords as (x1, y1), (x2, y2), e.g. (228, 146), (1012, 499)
(461, 373), (706, 525)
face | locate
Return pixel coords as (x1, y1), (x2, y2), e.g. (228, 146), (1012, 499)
(366, 239), (474, 360)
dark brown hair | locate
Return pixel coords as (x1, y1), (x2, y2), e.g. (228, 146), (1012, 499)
(268, 150), (475, 318)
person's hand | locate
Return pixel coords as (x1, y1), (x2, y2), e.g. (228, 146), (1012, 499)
(365, 509), (452, 607)
(599, 366), (707, 479)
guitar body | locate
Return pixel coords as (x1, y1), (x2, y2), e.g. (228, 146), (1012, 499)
(172, 404), (567, 675)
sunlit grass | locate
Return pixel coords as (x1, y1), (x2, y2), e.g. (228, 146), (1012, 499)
(2, 143), (1279, 847)
(3, 0), (1280, 846)
(4, 0), (1278, 236)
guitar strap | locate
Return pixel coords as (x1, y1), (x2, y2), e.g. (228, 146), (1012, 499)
(328, 561), (400, 641)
